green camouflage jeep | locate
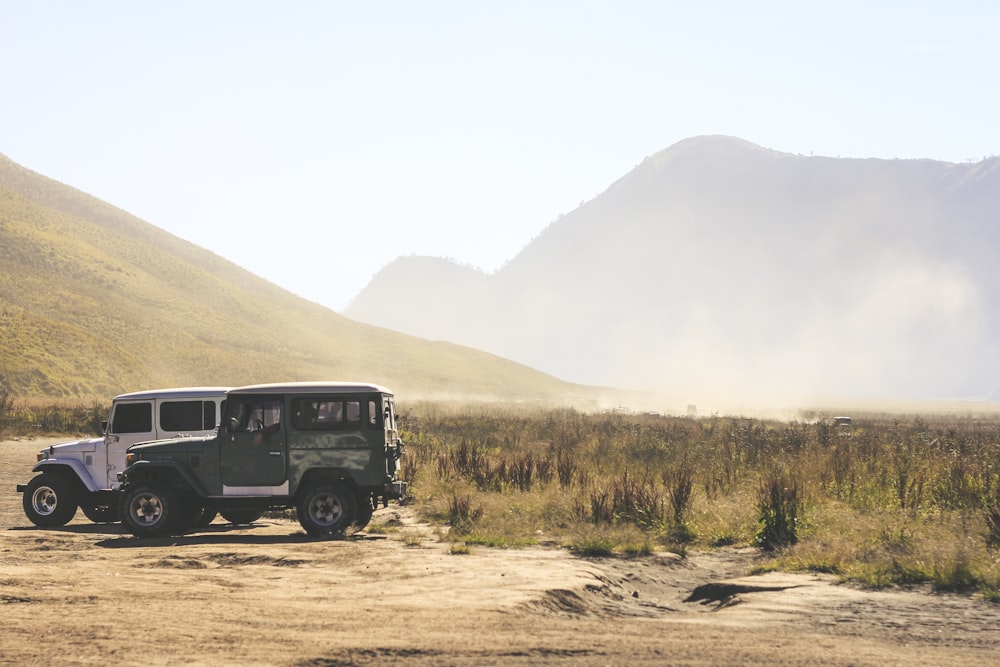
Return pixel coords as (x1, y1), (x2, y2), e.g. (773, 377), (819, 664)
(117, 382), (406, 538)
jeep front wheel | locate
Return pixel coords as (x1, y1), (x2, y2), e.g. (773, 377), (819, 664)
(173, 498), (210, 534)
(22, 473), (79, 527)
(197, 505), (219, 527)
(296, 481), (356, 537)
(120, 483), (178, 538)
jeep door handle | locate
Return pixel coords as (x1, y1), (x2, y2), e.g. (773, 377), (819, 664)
(269, 451), (282, 456)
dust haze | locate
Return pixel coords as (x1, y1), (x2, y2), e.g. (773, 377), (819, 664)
(346, 137), (1000, 411)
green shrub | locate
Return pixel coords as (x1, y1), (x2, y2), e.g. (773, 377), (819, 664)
(754, 474), (801, 551)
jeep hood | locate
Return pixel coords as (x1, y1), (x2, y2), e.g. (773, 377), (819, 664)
(45, 437), (105, 455)
(129, 434), (216, 455)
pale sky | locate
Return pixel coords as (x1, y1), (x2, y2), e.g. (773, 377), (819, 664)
(2, 2), (997, 312)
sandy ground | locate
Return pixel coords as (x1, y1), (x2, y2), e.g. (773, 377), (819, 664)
(3, 437), (1000, 666)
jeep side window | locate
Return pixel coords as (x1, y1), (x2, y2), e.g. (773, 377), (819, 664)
(382, 399), (396, 431)
(205, 401), (218, 429)
(228, 402), (247, 431)
(160, 400), (216, 432)
(323, 401), (343, 423)
(159, 400), (220, 432)
(368, 400), (378, 428)
(291, 398), (361, 431)
(111, 402), (153, 434)
(292, 399), (312, 429)
(228, 399), (281, 432)
(261, 400), (281, 431)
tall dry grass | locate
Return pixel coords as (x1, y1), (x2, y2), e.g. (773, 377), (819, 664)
(397, 403), (1000, 599)
(0, 391), (107, 437)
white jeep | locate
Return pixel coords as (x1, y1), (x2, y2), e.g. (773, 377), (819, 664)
(16, 387), (230, 526)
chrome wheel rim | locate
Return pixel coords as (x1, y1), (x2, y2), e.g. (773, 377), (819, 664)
(130, 492), (165, 527)
(30, 486), (58, 516)
(309, 492), (344, 527)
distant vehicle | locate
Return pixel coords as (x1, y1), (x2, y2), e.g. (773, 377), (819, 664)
(16, 387), (230, 527)
(117, 381), (407, 538)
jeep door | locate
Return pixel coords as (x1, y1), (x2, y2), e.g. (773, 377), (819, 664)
(104, 400), (154, 488)
(381, 394), (401, 478)
(220, 396), (287, 487)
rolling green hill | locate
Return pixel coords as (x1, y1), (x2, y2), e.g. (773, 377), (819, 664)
(0, 152), (596, 404)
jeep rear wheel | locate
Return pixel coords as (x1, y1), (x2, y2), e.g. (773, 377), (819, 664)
(354, 494), (374, 531)
(22, 473), (79, 527)
(120, 483), (178, 538)
(296, 481), (356, 537)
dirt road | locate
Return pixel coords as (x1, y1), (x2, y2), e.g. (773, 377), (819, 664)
(3, 438), (999, 666)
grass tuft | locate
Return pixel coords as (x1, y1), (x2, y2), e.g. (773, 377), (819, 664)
(571, 537), (617, 557)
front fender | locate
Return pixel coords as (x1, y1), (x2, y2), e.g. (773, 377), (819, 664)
(31, 459), (102, 493)
(121, 460), (209, 497)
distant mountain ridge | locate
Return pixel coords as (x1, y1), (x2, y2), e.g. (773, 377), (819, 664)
(346, 136), (1000, 404)
(0, 152), (593, 403)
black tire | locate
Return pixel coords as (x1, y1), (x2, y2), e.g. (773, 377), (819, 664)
(172, 498), (208, 533)
(81, 504), (119, 524)
(22, 473), (79, 527)
(220, 508), (265, 525)
(296, 481), (356, 537)
(354, 493), (374, 531)
(120, 482), (179, 538)
(196, 507), (218, 527)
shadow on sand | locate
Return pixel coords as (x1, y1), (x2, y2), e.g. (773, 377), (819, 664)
(8, 522), (387, 547)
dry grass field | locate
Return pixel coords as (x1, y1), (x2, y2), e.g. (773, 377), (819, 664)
(3, 436), (1000, 666)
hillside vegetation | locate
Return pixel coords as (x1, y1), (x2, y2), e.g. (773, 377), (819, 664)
(0, 153), (593, 403)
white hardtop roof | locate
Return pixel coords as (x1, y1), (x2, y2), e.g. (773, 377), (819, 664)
(113, 387), (233, 401)
(228, 381), (393, 396)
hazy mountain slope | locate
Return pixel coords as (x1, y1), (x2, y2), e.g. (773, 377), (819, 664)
(344, 256), (492, 343)
(0, 153), (592, 403)
(346, 136), (1000, 403)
